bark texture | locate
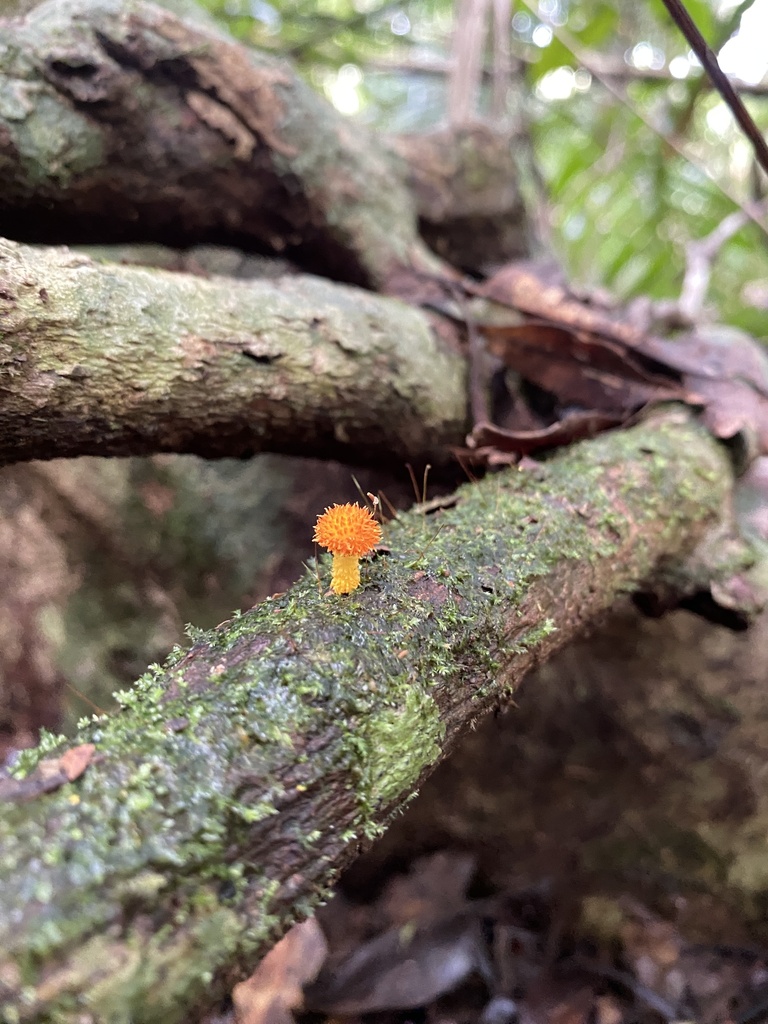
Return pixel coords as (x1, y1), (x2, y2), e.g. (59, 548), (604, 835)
(0, 451), (419, 758)
(0, 239), (466, 466)
(0, 414), (738, 1023)
(0, 0), (440, 290)
(353, 602), (768, 948)
(392, 125), (531, 275)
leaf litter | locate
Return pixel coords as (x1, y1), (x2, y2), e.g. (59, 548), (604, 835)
(447, 261), (768, 467)
(218, 850), (768, 1024)
(432, 260), (768, 617)
(232, 918), (328, 1024)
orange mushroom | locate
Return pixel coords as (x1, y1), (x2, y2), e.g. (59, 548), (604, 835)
(313, 502), (382, 595)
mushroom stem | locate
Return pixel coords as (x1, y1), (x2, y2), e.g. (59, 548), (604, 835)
(330, 554), (361, 595)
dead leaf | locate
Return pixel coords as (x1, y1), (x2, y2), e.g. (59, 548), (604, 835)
(477, 263), (654, 353)
(304, 853), (492, 1015)
(0, 743), (97, 803)
(380, 851), (477, 925)
(233, 918), (327, 1024)
(466, 265), (768, 467)
(466, 412), (623, 456)
(452, 263), (691, 463)
(481, 321), (684, 415)
(303, 907), (493, 1014)
(651, 326), (768, 456)
(58, 743), (96, 782)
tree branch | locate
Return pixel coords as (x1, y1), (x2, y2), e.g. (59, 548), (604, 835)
(369, 51), (768, 98)
(658, 0), (768, 179)
(649, 201), (768, 328)
(0, 0), (443, 291)
(0, 239), (467, 466)
(0, 411), (740, 1023)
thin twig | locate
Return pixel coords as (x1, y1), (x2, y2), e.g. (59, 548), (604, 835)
(678, 203), (765, 321)
(646, 199), (768, 327)
(447, 282), (492, 429)
(658, 0), (768, 179)
(514, 0), (768, 243)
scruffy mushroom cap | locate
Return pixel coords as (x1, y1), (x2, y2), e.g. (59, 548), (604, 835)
(313, 503), (382, 557)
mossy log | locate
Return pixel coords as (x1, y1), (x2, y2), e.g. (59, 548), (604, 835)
(0, 238), (466, 466)
(352, 602), (768, 948)
(0, 452), (332, 751)
(0, 0), (443, 290)
(0, 413), (738, 1023)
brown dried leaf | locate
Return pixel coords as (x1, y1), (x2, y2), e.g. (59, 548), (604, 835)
(478, 263), (652, 352)
(233, 918), (327, 1024)
(304, 854), (489, 1015)
(651, 327), (768, 454)
(472, 265), (768, 464)
(481, 322), (684, 415)
(304, 908), (492, 1014)
(58, 743), (96, 782)
(380, 851), (477, 925)
(467, 412), (623, 456)
(0, 743), (97, 803)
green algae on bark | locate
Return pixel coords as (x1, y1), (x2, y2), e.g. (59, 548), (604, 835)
(0, 238), (466, 467)
(0, 414), (736, 1023)
(0, 0), (440, 289)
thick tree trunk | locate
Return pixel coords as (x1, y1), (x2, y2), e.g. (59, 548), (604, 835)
(0, 239), (466, 466)
(0, 0), (444, 290)
(0, 414), (739, 1023)
(0, 452), (340, 752)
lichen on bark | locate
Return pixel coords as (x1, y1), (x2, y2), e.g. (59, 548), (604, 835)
(0, 413), (739, 1023)
(0, 0), (442, 288)
(0, 238), (467, 466)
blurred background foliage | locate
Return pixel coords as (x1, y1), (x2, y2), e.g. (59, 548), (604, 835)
(198, 0), (768, 339)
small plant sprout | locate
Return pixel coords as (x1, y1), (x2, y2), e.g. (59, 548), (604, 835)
(313, 502), (382, 595)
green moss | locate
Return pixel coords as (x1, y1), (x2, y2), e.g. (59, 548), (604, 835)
(356, 682), (444, 813)
(509, 618), (557, 654)
(0, 415), (732, 1022)
(85, 902), (243, 1024)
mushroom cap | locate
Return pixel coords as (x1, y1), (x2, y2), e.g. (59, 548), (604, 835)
(313, 502), (382, 557)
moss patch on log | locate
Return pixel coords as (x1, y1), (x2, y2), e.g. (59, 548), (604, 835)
(0, 414), (736, 1023)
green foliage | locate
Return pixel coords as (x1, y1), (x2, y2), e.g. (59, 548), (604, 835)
(521, 0), (768, 338)
(199, 0), (767, 337)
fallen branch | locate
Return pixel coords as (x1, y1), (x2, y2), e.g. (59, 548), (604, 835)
(0, 239), (466, 466)
(0, 411), (738, 1022)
